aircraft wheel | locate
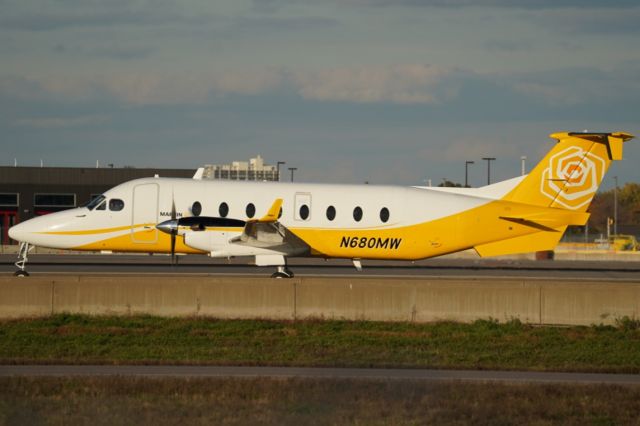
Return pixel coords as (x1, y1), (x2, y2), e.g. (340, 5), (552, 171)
(14, 270), (30, 277)
(271, 272), (289, 279)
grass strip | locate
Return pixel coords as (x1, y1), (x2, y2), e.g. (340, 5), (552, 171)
(2, 376), (640, 425)
(1, 314), (640, 372)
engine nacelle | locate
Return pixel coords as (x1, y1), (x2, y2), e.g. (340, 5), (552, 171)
(183, 231), (284, 257)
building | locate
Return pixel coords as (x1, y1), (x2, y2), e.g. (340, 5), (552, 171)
(0, 166), (195, 245)
(202, 155), (280, 181)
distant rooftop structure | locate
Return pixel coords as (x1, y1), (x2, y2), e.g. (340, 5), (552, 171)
(202, 155), (279, 181)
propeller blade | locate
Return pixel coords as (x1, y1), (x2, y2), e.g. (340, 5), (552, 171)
(171, 194), (176, 221)
(155, 189), (180, 265)
(170, 189), (176, 265)
(171, 232), (176, 265)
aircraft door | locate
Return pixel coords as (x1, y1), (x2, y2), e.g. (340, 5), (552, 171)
(132, 183), (159, 243)
(294, 193), (312, 221)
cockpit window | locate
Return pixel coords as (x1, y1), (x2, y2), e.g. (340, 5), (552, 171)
(85, 195), (106, 211)
(109, 199), (125, 211)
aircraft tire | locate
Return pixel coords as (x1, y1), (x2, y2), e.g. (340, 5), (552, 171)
(271, 271), (292, 279)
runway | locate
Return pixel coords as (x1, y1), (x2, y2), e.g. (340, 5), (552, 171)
(1, 254), (640, 280)
(1, 365), (639, 385)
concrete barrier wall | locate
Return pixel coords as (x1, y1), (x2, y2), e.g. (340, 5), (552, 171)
(1, 275), (639, 326)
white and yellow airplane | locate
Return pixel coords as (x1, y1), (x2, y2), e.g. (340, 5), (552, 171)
(8, 131), (634, 277)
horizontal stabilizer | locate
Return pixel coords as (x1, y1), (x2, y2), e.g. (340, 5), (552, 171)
(499, 210), (589, 230)
(564, 132), (634, 160)
(474, 226), (567, 257)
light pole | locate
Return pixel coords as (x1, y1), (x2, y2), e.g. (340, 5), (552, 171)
(465, 161), (474, 187)
(276, 161), (286, 182)
(614, 176), (618, 236)
(482, 157), (496, 185)
(520, 156), (527, 176)
(288, 167), (297, 182)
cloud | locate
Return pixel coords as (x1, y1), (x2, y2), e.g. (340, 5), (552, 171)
(532, 8), (640, 34)
(233, 16), (339, 32)
(251, 0), (288, 14)
(2, 61), (638, 114)
(13, 114), (110, 129)
(292, 64), (463, 104)
(484, 40), (532, 53)
(0, 1), (206, 31)
(0, 70), (286, 105)
(0, 65), (463, 106)
(94, 71), (284, 105)
(0, 0), (337, 39)
(53, 44), (154, 61)
(0, 76), (47, 101)
(351, 0), (639, 9)
(504, 64), (640, 106)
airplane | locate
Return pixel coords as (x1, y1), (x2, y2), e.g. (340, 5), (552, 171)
(8, 131), (634, 278)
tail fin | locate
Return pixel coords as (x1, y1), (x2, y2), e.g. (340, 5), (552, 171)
(502, 131), (634, 211)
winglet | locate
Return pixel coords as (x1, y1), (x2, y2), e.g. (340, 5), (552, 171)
(258, 199), (283, 223)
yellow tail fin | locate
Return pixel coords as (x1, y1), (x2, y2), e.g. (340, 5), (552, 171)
(502, 132), (634, 212)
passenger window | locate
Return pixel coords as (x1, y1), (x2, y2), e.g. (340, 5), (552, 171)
(353, 206), (363, 222)
(246, 203), (256, 218)
(380, 207), (389, 223)
(219, 202), (229, 218)
(326, 206), (336, 221)
(299, 204), (310, 220)
(191, 201), (202, 217)
(109, 199), (124, 211)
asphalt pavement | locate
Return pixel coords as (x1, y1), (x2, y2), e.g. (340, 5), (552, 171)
(1, 254), (639, 280)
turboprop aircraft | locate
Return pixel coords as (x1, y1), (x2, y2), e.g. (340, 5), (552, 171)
(8, 131), (634, 278)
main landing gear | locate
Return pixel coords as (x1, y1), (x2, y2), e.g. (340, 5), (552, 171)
(14, 242), (32, 277)
(271, 265), (294, 279)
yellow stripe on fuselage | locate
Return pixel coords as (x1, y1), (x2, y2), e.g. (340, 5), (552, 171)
(40, 224), (140, 236)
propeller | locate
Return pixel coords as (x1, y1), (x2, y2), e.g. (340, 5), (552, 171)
(156, 195), (245, 264)
(155, 191), (179, 265)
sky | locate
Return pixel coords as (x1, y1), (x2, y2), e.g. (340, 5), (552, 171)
(1, 0), (639, 188)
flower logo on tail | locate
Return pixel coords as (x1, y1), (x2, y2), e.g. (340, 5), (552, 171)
(540, 146), (605, 210)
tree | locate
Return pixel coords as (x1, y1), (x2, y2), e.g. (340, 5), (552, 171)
(438, 179), (463, 188)
(587, 183), (640, 233)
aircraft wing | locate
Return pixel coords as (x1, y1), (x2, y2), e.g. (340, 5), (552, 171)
(229, 199), (310, 255)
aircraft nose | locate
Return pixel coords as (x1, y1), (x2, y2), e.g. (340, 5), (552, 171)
(8, 222), (28, 242)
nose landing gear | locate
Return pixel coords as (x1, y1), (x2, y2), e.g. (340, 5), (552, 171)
(14, 242), (32, 277)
